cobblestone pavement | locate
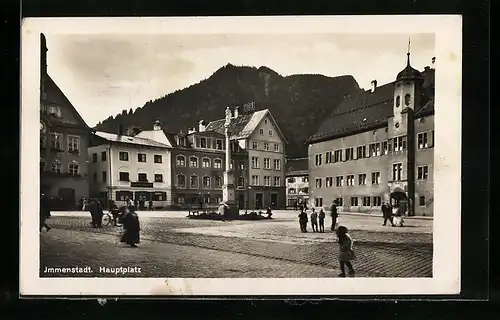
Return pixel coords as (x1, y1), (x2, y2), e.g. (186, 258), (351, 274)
(40, 213), (432, 278)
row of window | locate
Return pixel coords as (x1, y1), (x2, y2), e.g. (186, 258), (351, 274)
(258, 128), (274, 136)
(175, 175), (223, 189)
(314, 195), (428, 207)
(40, 159), (80, 175)
(174, 194), (223, 205)
(287, 177), (309, 183)
(41, 133), (81, 154)
(176, 155), (229, 169)
(288, 187), (309, 194)
(314, 165), (429, 188)
(314, 196), (383, 207)
(250, 175), (281, 187)
(191, 136), (224, 150)
(251, 157), (282, 170)
(251, 141), (281, 152)
(185, 136), (246, 153)
(113, 151), (163, 164)
(314, 131), (434, 166)
(118, 172), (164, 183)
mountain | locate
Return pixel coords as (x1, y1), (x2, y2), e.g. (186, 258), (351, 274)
(94, 64), (361, 158)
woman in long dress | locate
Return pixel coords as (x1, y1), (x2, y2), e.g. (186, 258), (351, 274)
(120, 206), (140, 247)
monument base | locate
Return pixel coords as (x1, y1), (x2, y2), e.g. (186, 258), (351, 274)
(223, 201), (240, 219)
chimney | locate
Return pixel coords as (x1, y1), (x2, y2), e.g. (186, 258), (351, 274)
(117, 123), (124, 136)
(153, 119), (161, 131)
(370, 80), (377, 93)
(234, 106), (239, 118)
(198, 120), (206, 132)
(431, 57), (436, 69)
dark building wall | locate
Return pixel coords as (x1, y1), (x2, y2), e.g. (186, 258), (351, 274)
(171, 148), (226, 208)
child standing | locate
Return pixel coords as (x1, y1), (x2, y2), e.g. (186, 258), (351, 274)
(336, 226), (356, 277)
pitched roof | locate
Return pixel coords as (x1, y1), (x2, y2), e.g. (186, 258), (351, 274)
(43, 74), (90, 130)
(134, 129), (177, 147)
(286, 158), (309, 175)
(94, 131), (171, 148)
(307, 68), (435, 144)
(206, 109), (288, 143)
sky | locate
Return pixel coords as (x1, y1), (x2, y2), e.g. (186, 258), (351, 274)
(45, 33), (435, 127)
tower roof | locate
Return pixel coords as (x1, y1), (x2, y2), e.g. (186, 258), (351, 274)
(396, 53), (423, 81)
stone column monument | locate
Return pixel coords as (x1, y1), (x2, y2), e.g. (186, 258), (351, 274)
(222, 107), (238, 218)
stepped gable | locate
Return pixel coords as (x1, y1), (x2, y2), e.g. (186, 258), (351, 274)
(307, 68), (435, 144)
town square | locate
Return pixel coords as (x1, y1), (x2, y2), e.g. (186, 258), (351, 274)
(40, 210), (432, 278)
(36, 29), (437, 279)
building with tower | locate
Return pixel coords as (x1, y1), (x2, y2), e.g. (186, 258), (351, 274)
(306, 52), (435, 216)
(39, 33), (92, 209)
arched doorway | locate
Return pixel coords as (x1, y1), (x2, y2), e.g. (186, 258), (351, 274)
(390, 188), (407, 207)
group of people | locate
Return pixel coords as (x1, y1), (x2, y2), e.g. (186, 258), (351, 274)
(297, 200), (355, 277)
(40, 193), (140, 248)
(124, 197), (154, 211)
(381, 201), (406, 227)
(298, 201), (339, 233)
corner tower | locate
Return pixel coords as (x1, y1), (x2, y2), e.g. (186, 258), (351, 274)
(387, 44), (424, 216)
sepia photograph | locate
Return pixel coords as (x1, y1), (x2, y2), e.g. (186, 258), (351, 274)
(20, 16), (462, 296)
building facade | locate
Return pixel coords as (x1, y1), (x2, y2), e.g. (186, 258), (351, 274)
(39, 33), (91, 209)
(206, 108), (287, 209)
(133, 120), (248, 210)
(285, 158), (310, 208)
(88, 129), (173, 208)
(170, 126), (229, 209)
(307, 54), (435, 216)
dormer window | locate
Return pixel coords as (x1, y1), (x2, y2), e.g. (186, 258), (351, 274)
(178, 137), (185, 146)
(48, 106), (62, 118)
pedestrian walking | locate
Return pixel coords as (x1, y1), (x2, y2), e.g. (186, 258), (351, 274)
(382, 202), (395, 226)
(148, 200), (153, 211)
(120, 206), (140, 247)
(310, 208), (319, 232)
(336, 225), (356, 277)
(330, 200), (339, 231)
(318, 209), (326, 232)
(39, 194), (51, 232)
(298, 208), (308, 233)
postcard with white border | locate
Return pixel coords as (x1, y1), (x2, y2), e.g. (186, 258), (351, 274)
(20, 15), (462, 296)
